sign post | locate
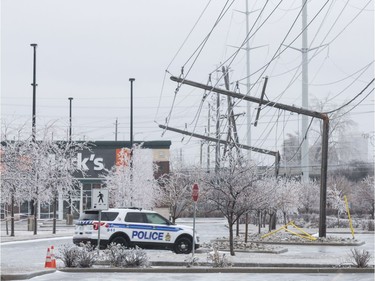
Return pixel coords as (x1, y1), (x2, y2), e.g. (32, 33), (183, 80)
(92, 188), (109, 253)
(192, 183), (199, 257)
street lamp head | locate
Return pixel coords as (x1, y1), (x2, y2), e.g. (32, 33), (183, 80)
(68, 97), (73, 101)
(30, 43), (38, 47)
(129, 78), (135, 82)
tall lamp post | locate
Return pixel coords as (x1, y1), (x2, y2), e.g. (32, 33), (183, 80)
(129, 78), (135, 149)
(30, 43), (38, 234)
(31, 44), (37, 141)
(69, 97), (73, 142)
(129, 78), (135, 206)
(67, 97), (74, 225)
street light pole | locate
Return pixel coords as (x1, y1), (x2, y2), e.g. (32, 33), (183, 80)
(129, 78), (135, 149)
(67, 97), (74, 223)
(30, 43), (38, 235)
(30, 43), (37, 142)
(129, 78), (135, 206)
(68, 97), (73, 142)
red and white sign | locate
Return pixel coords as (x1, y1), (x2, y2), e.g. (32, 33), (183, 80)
(192, 183), (199, 202)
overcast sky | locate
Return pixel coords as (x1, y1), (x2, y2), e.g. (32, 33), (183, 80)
(1, 0), (374, 165)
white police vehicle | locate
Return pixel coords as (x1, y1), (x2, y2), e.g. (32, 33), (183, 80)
(73, 207), (199, 254)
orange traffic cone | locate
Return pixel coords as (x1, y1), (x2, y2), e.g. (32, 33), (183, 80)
(50, 246), (56, 268)
(45, 247), (53, 268)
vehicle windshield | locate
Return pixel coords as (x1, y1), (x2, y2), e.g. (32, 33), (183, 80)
(145, 213), (171, 225)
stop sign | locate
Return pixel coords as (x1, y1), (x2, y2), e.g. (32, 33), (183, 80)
(192, 183), (199, 202)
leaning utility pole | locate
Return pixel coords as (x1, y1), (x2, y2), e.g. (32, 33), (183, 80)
(159, 124), (280, 177)
(170, 76), (329, 237)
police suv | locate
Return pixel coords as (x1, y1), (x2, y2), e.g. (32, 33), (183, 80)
(73, 207), (200, 254)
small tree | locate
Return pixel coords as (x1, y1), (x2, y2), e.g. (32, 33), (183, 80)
(327, 185), (346, 227)
(1, 124), (88, 235)
(299, 180), (320, 214)
(353, 176), (374, 219)
(204, 155), (258, 256)
(276, 177), (301, 226)
(157, 167), (202, 223)
(104, 146), (158, 209)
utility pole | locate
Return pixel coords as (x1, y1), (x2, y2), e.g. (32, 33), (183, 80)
(245, 0), (251, 160)
(215, 91), (220, 174)
(301, 0), (309, 183)
(207, 106), (211, 173)
(169, 75), (329, 237)
(159, 124), (279, 157)
(222, 66), (240, 156)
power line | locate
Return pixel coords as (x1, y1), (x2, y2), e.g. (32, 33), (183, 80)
(322, 78), (374, 114)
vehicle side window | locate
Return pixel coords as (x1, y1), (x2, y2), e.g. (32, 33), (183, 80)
(101, 212), (119, 221)
(145, 213), (170, 225)
(125, 212), (146, 223)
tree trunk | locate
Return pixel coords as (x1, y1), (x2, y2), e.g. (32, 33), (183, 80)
(269, 212), (276, 231)
(258, 211), (261, 234)
(10, 194), (15, 237)
(337, 210), (340, 227)
(53, 193), (57, 234)
(262, 210), (266, 228)
(245, 213), (248, 243)
(5, 204), (9, 236)
(33, 199), (38, 235)
(228, 222), (235, 256)
(236, 216), (240, 237)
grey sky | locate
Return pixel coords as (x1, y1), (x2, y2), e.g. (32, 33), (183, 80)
(1, 0), (374, 165)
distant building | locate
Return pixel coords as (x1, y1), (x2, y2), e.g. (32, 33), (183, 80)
(18, 140), (171, 220)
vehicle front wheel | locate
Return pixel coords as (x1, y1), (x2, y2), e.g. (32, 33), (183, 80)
(110, 236), (129, 248)
(174, 237), (192, 254)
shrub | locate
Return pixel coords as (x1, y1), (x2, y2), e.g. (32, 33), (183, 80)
(104, 243), (127, 267)
(76, 242), (97, 268)
(122, 247), (149, 267)
(207, 247), (231, 268)
(56, 244), (80, 268)
(349, 248), (372, 268)
(184, 256), (199, 268)
(103, 244), (149, 268)
(56, 243), (97, 268)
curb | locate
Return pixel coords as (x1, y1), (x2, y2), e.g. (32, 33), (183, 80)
(211, 239), (366, 247)
(58, 266), (375, 274)
(2, 264), (373, 280)
(1, 269), (56, 281)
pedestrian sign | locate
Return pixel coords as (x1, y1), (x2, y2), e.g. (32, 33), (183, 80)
(92, 188), (109, 210)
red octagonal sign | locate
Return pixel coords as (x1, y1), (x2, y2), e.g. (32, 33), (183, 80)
(192, 183), (199, 202)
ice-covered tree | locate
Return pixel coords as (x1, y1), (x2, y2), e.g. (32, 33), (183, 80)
(255, 176), (279, 231)
(275, 177), (301, 225)
(327, 185), (346, 227)
(1, 138), (32, 236)
(299, 180), (320, 214)
(1, 123), (88, 235)
(353, 176), (374, 219)
(157, 168), (201, 223)
(203, 155), (258, 256)
(104, 146), (158, 209)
